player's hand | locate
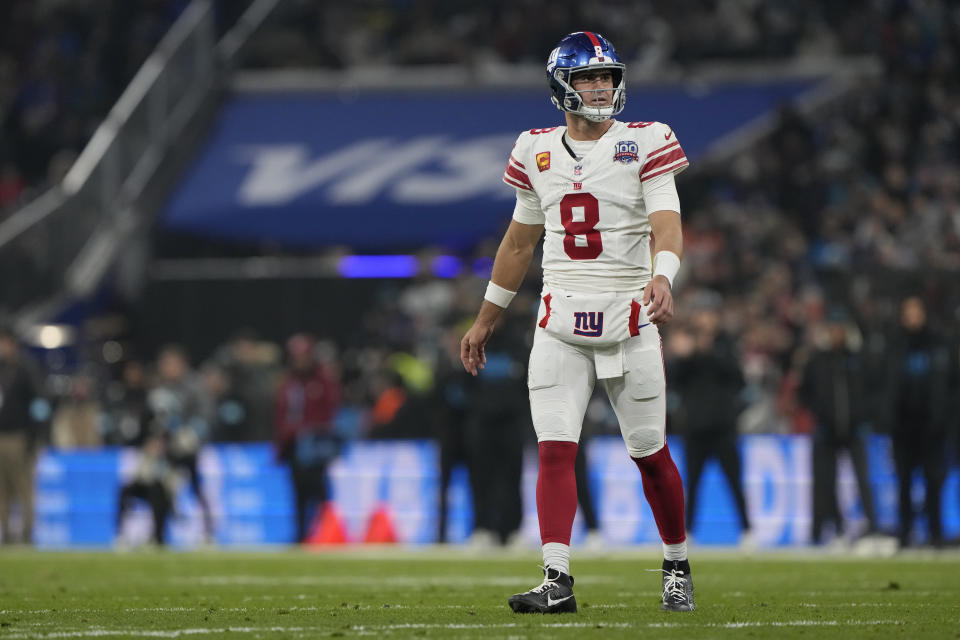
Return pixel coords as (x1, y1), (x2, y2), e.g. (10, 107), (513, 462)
(642, 275), (675, 325)
(460, 322), (494, 376)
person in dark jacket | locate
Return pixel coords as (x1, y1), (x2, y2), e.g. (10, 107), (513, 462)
(0, 327), (44, 544)
(799, 308), (878, 544)
(885, 297), (951, 548)
(669, 309), (752, 543)
(115, 431), (176, 546)
(274, 333), (343, 543)
(101, 359), (152, 446)
(151, 345), (215, 542)
(461, 299), (532, 546)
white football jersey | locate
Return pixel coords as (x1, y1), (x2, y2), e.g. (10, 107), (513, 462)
(503, 120), (688, 292)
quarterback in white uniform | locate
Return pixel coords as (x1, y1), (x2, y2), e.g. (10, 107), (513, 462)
(461, 31), (695, 614)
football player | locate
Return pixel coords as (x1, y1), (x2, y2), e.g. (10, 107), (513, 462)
(460, 31), (694, 613)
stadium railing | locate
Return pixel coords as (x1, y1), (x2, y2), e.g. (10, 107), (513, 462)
(0, 0), (281, 330)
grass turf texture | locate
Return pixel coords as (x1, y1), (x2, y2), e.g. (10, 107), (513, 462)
(0, 549), (957, 638)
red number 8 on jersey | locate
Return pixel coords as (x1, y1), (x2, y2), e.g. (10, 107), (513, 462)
(560, 192), (603, 260)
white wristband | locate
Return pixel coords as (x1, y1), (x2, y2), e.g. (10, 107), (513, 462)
(653, 251), (681, 288)
(484, 281), (517, 309)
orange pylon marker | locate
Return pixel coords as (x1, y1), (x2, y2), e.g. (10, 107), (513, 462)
(363, 504), (398, 544)
(305, 502), (348, 545)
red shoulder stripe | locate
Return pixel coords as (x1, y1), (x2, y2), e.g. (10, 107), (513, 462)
(646, 140), (680, 158)
(503, 175), (533, 191)
(640, 147), (686, 176)
(641, 160), (689, 182)
(504, 163), (534, 190)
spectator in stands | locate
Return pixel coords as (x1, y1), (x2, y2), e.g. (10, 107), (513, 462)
(274, 333), (343, 543)
(0, 162), (25, 211)
(115, 432), (175, 547)
(150, 344), (214, 542)
(799, 307), (878, 545)
(460, 298), (532, 547)
(367, 369), (409, 436)
(668, 309), (752, 546)
(884, 296), (952, 548)
(212, 329), (280, 441)
(199, 360), (242, 443)
(51, 372), (102, 449)
(0, 326), (43, 544)
(367, 351), (435, 440)
(249, 1), (881, 70)
(101, 359), (152, 446)
(433, 323), (473, 544)
(0, 0), (193, 198)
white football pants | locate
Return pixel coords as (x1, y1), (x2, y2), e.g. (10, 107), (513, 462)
(527, 323), (666, 458)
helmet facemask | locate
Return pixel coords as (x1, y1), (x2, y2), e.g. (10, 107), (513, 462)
(551, 65), (626, 122)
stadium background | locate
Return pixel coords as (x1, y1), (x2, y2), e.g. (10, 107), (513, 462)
(0, 0), (958, 550)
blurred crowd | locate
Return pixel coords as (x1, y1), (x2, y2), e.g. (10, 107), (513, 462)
(0, 0), (251, 219)
(0, 274), (537, 545)
(246, 0), (886, 69)
(4, 1), (955, 214)
(676, 0), (960, 434)
(3, 253), (958, 546)
(1, 0), (184, 215)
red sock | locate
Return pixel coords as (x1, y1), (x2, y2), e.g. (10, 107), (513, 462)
(632, 443), (686, 545)
(537, 441), (579, 545)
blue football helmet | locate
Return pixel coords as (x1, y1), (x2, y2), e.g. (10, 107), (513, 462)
(547, 31), (626, 122)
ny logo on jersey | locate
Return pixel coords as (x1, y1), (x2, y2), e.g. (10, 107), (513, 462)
(613, 140), (639, 164)
(573, 311), (604, 337)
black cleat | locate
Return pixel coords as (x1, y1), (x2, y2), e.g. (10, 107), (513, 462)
(659, 560), (695, 611)
(508, 567), (577, 614)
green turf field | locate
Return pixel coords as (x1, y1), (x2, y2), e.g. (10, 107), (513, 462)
(0, 548), (958, 638)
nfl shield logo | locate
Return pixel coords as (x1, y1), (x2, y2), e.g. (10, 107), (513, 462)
(613, 140), (639, 164)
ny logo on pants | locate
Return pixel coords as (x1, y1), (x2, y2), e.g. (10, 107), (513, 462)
(572, 311), (604, 337)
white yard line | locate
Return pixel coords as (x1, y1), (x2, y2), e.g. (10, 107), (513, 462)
(351, 620), (902, 630)
(0, 619), (905, 639)
(711, 620), (902, 628)
(799, 602), (916, 607)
